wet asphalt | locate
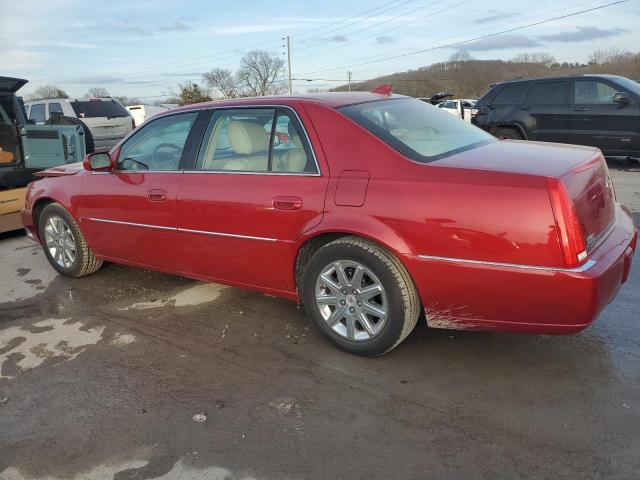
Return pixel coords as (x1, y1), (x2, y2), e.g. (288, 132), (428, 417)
(0, 160), (639, 480)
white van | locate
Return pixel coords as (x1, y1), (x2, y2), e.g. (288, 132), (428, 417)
(126, 104), (171, 127)
(25, 97), (134, 150)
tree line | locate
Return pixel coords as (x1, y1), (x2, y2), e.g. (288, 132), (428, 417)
(332, 47), (640, 99)
(25, 47), (639, 107)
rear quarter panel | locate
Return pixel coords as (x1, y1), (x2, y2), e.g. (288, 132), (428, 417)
(301, 102), (562, 267)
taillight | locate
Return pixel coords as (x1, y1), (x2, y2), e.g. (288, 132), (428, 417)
(546, 177), (587, 268)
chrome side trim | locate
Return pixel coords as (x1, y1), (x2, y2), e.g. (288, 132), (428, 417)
(182, 170), (320, 177)
(417, 254), (597, 273)
(179, 227), (283, 243)
(87, 217), (288, 243)
(87, 217), (177, 231)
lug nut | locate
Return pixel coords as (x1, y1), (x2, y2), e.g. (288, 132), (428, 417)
(340, 300), (346, 306)
(349, 307), (355, 313)
(341, 289), (348, 295)
(357, 301), (362, 306)
(352, 289), (357, 294)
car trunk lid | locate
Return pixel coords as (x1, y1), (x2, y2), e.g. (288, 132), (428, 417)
(0, 76), (28, 93)
(560, 154), (616, 253)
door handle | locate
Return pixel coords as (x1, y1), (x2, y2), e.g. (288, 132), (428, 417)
(572, 107), (589, 112)
(147, 189), (168, 202)
(273, 196), (303, 210)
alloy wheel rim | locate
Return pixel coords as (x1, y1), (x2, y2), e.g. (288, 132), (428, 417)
(44, 215), (76, 269)
(314, 260), (388, 341)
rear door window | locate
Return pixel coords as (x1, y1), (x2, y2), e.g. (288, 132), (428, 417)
(527, 82), (568, 105)
(71, 100), (129, 118)
(492, 83), (530, 104)
(195, 108), (316, 174)
(29, 104), (45, 123)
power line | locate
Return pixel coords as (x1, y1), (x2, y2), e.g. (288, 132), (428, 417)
(298, 0), (630, 75)
(294, 0), (468, 60)
(292, 0), (416, 42)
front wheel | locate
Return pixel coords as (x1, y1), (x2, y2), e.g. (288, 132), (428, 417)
(38, 202), (103, 277)
(301, 236), (420, 356)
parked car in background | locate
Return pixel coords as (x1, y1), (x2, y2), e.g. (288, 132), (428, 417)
(25, 97), (134, 150)
(472, 74), (640, 159)
(126, 104), (171, 127)
(438, 99), (477, 122)
(1, 76), (85, 232)
(22, 90), (636, 355)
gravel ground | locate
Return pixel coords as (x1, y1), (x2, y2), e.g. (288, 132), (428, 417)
(0, 160), (638, 480)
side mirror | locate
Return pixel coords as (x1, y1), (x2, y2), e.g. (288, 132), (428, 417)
(613, 92), (631, 105)
(83, 152), (113, 171)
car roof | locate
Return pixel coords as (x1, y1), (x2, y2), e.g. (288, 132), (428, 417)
(168, 91), (409, 114)
(496, 74), (626, 85)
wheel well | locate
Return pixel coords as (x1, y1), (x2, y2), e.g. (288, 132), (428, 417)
(295, 232), (348, 291)
(491, 124), (526, 139)
(32, 198), (54, 232)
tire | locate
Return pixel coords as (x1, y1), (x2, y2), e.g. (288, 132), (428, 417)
(45, 115), (95, 154)
(301, 236), (421, 356)
(493, 127), (523, 140)
(38, 202), (102, 277)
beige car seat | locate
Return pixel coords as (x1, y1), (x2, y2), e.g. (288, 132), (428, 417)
(272, 121), (308, 173)
(223, 121), (269, 171)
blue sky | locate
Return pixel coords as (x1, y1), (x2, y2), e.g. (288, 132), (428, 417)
(2, 0), (638, 100)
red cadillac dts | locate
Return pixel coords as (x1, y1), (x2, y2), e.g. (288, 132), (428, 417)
(22, 89), (637, 355)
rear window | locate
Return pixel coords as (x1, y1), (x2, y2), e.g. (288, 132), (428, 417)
(492, 82), (530, 104)
(527, 82), (568, 105)
(339, 98), (494, 163)
(71, 99), (129, 118)
(29, 103), (45, 123)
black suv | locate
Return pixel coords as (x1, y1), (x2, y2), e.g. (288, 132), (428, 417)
(472, 74), (640, 158)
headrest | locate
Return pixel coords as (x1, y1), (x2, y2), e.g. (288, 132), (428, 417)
(227, 121), (269, 155)
(287, 120), (303, 148)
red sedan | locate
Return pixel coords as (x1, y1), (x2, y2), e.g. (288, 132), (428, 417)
(22, 90), (637, 355)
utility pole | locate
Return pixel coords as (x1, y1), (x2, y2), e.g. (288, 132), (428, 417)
(348, 71), (352, 92)
(286, 35), (293, 95)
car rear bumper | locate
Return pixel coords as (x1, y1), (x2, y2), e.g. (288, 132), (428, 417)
(403, 203), (637, 333)
(93, 136), (125, 151)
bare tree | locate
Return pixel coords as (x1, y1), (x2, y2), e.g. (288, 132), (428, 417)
(236, 50), (285, 97)
(589, 47), (629, 65)
(30, 85), (68, 100)
(86, 87), (110, 98)
(114, 95), (141, 106)
(202, 68), (238, 99)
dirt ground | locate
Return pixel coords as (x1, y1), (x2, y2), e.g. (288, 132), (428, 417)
(1, 160), (639, 480)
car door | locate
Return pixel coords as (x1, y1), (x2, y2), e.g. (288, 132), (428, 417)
(177, 105), (328, 293)
(521, 80), (569, 142)
(568, 78), (640, 155)
(78, 111), (198, 270)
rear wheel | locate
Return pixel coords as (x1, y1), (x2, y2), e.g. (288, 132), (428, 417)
(493, 127), (523, 140)
(38, 203), (102, 277)
(301, 236), (420, 356)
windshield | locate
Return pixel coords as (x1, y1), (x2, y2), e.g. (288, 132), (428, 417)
(339, 98), (494, 163)
(612, 76), (640, 96)
(71, 99), (129, 118)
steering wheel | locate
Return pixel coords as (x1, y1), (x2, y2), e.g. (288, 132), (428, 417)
(152, 143), (182, 169)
